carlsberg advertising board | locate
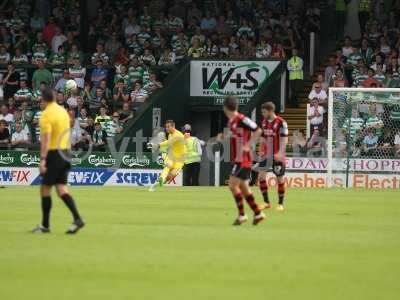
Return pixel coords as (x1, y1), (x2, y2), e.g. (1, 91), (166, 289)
(190, 60), (280, 97)
(0, 151), (182, 186)
(0, 151), (163, 169)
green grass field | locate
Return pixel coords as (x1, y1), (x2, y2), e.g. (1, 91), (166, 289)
(0, 187), (399, 300)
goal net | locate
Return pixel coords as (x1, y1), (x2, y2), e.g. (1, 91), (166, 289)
(327, 88), (400, 188)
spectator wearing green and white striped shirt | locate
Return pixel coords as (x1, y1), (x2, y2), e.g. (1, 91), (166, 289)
(78, 108), (89, 130)
(91, 43), (109, 65)
(130, 80), (149, 111)
(126, 34), (142, 56)
(12, 48), (29, 81)
(12, 48), (27, 62)
(359, 38), (374, 65)
(351, 59), (365, 80)
(69, 58), (86, 89)
(167, 13), (184, 33)
(32, 101), (46, 143)
(365, 106), (384, 137)
(347, 47), (363, 66)
(31, 32), (48, 55)
(7, 9), (25, 32)
(353, 65), (369, 87)
(152, 13), (167, 31)
(137, 28), (152, 46)
(128, 57), (144, 84)
(49, 45), (67, 81)
(171, 31), (189, 62)
(104, 113), (123, 138)
(114, 65), (130, 87)
(142, 68), (150, 86)
(32, 45), (48, 64)
(343, 109), (365, 139)
(237, 19), (255, 38)
(14, 80), (33, 104)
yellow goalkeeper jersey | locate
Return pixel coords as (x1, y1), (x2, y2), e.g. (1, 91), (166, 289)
(159, 129), (187, 161)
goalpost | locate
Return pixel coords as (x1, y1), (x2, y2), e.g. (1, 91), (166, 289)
(327, 87), (400, 188)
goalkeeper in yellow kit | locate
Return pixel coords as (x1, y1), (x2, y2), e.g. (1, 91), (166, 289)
(148, 119), (187, 192)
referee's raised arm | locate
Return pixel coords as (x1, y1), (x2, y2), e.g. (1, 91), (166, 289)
(32, 87), (85, 235)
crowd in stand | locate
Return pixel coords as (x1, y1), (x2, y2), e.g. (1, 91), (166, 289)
(302, 0), (400, 158)
(0, 0), (318, 151)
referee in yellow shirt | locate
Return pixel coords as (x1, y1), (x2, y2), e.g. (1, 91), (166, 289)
(32, 88), (84, 234)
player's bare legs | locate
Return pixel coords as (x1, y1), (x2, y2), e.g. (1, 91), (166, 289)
(56, 184), (85, 233)
(258, 171), (272, 209)
(276, 176), (286, 211)
(239, 180), (265, 225)
(229, 176), (247, 225)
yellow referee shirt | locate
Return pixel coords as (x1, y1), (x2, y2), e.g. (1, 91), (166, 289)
(39, 102), (71, 150)
(159, 129), (186, 161)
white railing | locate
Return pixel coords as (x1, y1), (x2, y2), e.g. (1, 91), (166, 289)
(306, 103), (311, 138)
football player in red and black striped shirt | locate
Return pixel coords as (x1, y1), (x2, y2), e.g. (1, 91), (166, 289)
(257, 102), (288, 211)
(218, 96), (265, 225)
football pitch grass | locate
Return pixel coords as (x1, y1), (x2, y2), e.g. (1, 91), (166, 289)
(0, 187), (399, 300)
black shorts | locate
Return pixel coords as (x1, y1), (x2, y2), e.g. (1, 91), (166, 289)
(258, 159), (286, 177)
(230, 163), (251, 180)
(42, 150), (71, 186)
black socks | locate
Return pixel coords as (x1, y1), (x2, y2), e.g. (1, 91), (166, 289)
(41, 196), (52, 228)
(61, 194), (81, 222)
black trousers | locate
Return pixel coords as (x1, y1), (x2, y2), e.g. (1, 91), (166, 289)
(289, 79), (302, 107)
(184, 162), (201, 186)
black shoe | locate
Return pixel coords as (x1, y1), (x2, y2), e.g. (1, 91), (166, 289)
(31, 225), (50, 234)
(65, 219), (85, 234)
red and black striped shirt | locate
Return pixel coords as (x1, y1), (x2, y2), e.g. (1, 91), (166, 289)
(260, 116), (289, 156)
(228, 113), (259, 168)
